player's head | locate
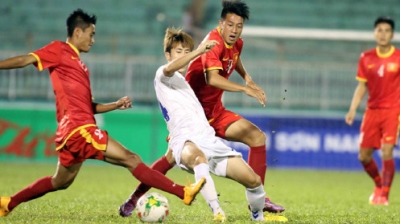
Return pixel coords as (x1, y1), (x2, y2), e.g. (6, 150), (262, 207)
(219, 0), (249, 46)
(163, 28), (194, 73)
(66, 9), (97, 53)
(374, 16), (395, 47)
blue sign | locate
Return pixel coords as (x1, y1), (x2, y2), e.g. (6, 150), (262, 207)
(222, 114), (400, 171)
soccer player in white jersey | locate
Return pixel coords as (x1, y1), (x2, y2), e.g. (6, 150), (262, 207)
(119, 28), (288, 222)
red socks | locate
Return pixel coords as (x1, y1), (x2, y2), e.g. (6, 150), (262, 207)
(362, 159), (382, 188)
(9, 176), (55, 211)
(382, 159), (395, 198)
(248, 145), (267, 184)
(132, 156), (173, 199)
(131, 163), (184, 199)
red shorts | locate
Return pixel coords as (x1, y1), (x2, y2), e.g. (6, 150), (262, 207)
(208, 109), (242, 138)
(56, 125), (108, 167)
(360, 108), (400, 149)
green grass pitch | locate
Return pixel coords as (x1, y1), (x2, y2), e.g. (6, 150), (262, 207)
(1, 163), (399, 223)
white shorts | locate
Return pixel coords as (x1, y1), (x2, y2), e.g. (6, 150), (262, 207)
(169, 134), (241, 177)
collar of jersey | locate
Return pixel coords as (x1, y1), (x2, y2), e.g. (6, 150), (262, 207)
(376, 46), (394, 58)
(217, 27), (234, 49)
(66, 42), (80, 56)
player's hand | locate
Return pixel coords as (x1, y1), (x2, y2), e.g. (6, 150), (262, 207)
(116, 96), (132, 110)
(199, 40), (219, 53)
(345, 110), (355, 125)
(244, 86), (267, 107)
(246, 80), (262, 91)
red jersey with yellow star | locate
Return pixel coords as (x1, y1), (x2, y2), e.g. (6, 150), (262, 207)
(30, 41), (96, 149)
(357, 46), (400, 109)
(186, 27), (243, 119)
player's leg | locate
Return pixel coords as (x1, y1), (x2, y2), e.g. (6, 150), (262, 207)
(135, 150), (175, 197)
(225, 156), (265, 221)
(1, 161), (82, 216)
(380, 143), (395, 204)
(103, 136), (205, 205)
(359, 148), (382, 204)
(180, 141), (225, 221)
(212, 156), (287, 222)
(358, 109), (383, 204)
(378, 109), (399, 204)
(119, 149), (175, 217)
(223, 117), (267, 185)
(222, 116), (284, 213)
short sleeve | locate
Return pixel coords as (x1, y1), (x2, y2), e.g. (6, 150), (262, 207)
(29, 41), (61, 71)
(356, 53), (367, 82)
(201, 39), (223, 71)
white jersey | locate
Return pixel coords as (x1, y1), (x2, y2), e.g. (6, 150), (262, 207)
(154, 65), (241, 173)
(154, 65), (215, 139)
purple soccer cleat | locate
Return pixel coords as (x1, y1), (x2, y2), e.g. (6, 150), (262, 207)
(248, 197), (285, 213)
(263, 198), (285, 213)
(119, 196), (139, 217)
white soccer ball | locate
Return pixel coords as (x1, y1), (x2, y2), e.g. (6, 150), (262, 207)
(135, 192), (169, 223)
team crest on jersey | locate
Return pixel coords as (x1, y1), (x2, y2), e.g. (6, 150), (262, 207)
(233, 53), (239, 64)
(387, 63), (398, 72)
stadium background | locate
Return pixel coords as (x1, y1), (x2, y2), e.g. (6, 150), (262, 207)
(1, 0), (400, 171)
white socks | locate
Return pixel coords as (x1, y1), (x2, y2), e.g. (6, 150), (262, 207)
(194, 163), (225, 216)
(246, 184), (265, 221)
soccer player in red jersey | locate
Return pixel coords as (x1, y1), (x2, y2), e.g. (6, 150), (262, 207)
(120, 0), (284, 214)
(345, 16), (399, 206)
(186, 0), (284, 212)
(0, 9), (205, 217)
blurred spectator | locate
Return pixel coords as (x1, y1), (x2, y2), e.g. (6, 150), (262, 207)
(182, 0), (208, 46)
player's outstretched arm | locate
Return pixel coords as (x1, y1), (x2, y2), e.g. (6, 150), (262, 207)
(345, 81), (367, 125)
(0, 55), (37, 69)
(163, 40), (218, 77)
(92, 96), (132, 114)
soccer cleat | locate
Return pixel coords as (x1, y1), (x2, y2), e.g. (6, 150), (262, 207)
(264, 214), (288, 222)
(213, 212), (226, 222)
(370, 196), (389, 206)
(263, 198), (285, 213)
(182, 177), (206, 205)
(118, 195), (139, 217)
(0, 196), (11, 217)
(368, 187), (382, 204)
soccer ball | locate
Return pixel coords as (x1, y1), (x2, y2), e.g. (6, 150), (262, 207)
(135, 192), (169, 223)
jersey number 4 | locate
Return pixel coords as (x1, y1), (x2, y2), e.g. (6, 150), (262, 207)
(377, 64), (385, 77)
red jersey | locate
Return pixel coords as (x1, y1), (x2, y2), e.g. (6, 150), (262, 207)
(357, 46), (400, 109)
(186, 27), (243, 119)
(30, 41), (96, 149)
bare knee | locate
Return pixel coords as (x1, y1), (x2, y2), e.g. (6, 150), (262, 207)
(248, 130), (266, 146)
(193, 155), (207, 166)
(244, 173), (262, 189)
(123, 152), (143, 170)
(358, 149), (373, 164)
(51, 176), (75, 190)
(381, 145), (394, 160)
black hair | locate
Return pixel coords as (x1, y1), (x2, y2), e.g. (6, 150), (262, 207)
(220, 0), (249, 21)
(66, 9), (97, 37)
(374, 16), (395, 30)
